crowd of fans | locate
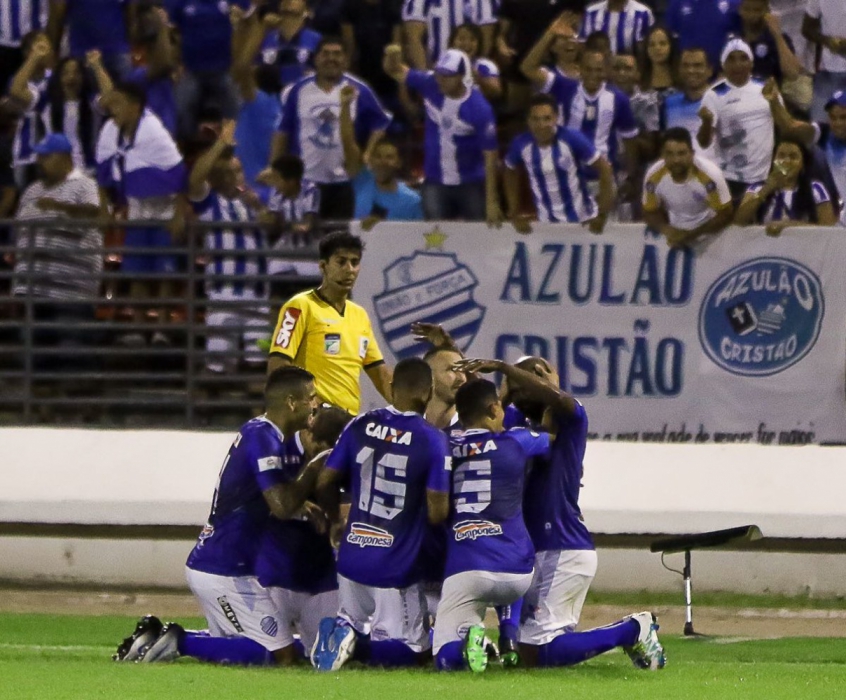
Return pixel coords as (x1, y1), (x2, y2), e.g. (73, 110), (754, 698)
(0, 0), (845, 373)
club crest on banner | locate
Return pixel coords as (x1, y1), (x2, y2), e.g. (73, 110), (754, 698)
(698, 257), (824, 377)
(373, 229), (486, 359)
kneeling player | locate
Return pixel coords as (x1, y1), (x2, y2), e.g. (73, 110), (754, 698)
(433, 378), (550, 672)
(310, 358), (451, 670)
(458, 356), (665, 671)
(114, 368), (334, 666)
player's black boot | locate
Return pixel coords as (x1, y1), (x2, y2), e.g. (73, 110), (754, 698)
(498, 636), (520, 667)
(137, 622), (184, 663)
(113, 615), (164, 661)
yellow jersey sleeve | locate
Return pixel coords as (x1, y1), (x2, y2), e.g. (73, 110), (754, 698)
(692, 167), (728, 211)
(270, 295), (309, 358)
(642, 166), (667, 213)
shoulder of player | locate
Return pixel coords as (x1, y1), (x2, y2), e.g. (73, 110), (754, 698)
(644, 159), (669, 185)
(709, 80), (732, 98)
(242, 415), (286, 444)
(343, 74), (376, 96)
(344, 297), (375, 320)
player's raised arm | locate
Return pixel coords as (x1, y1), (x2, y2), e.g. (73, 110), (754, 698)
(410, 321), (462, 354)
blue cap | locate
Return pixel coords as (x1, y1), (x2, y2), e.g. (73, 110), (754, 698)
(825, 90), (846, 111)
(33, 133), (73, 156)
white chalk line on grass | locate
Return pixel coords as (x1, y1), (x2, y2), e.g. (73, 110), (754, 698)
(0, 643), (110, 653)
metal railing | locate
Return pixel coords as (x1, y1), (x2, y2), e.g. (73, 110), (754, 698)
(0, 217), (344, 428)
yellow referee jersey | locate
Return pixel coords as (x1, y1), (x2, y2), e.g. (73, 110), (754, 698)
(269, 290), (384, 414)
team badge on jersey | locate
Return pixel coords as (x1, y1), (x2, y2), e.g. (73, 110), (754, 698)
(698, 257), (824, 376)
(453, 520), (503, 541)
(373, 238), (486, 359)
(324, 333), (341, 355)
(347, 523), (395, 548)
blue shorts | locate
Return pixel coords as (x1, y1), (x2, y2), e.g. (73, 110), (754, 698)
(122, 227), (178, 274)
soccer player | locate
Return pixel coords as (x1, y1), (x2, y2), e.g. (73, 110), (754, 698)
(456, 356), (666, 672)
(114, 367), (321, 665)
(311, 357), (452, 670)
(503, 93), (614, 234)
(267, 231), (392, 414)
(432, 377), (550, 673)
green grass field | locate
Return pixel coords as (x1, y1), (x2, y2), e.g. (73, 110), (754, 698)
(3, 614), (846, 700)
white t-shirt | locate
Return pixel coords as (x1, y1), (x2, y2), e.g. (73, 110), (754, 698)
(701, 78), (775, 184)
(642, 155), (731, 230)
(806, 0), (846, 73)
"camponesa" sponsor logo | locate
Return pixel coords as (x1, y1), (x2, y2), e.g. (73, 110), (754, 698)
(346, 522), (394, 548)
(453, 520), (504, 541)
(698, 257), (824, 377)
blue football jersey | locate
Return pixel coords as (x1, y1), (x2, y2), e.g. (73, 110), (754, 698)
(326, 406), (451, 588)
(522, 403), (595, 552)
(253, 432), (337, 594)
(186, 416), (290, 577)
(445, 427), (550, 578)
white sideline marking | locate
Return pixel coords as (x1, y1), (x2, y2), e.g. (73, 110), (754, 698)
(0, 643), (110, 653)
(736, 608), (846, 620)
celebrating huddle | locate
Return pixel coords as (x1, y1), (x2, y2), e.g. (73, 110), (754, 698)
(112, 233), (665, 673)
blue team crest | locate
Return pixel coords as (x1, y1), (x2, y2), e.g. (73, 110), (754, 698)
(373, 236), (486, 359)
(698, 257), (824, 377)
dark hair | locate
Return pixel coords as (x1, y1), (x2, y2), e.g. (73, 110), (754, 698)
(393, 357), (434, 396)
(763, 139), (819, 224)
(680, 46), (710, 65)
(527, 92), (558, 114)
(639, 24), (679, 91)
(265, 366), (314, 401)
(318, 231), (364, 261)
(584, 30), (612, 53)
(456, 378), (499, 425)
(48, 58), (97, 167)
(21, 30), (46, 56)
(113, 81), (148, 110)
(661, 126), (693, 150)
(311, 405), (352, 446)
(255, 63), (283, 95)
(272, 154), (304, 180)
(316, 36), (345, 54)
(449, 22), (483, 57)
(423, 346), (462, 362)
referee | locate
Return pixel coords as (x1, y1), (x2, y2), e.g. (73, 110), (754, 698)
(267, 231), (392, 414)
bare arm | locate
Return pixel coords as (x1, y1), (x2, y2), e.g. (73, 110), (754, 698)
(9, 44), (49, 105)
(341, 23), (356, 68)
(484, 150), (502, 228)
(403, 20), (428, 70)
(642, 206), (670, 233)
(520, 24), (558, 88)
(365, 362), (393, 403)
(86, 50), (114, 102)
(46, 0), (67, 51)
(734, 191), (767, 225)
(264, 451), (331, 520)
(593, 155), (615, 219)
(267, 353), (293, 376)
(479, 23), (495, 58)
(477, 74), (503, 102)
(189, 121), (236, 200)
(145, 7), (176, 80)
(269, 132), (289, 163)
(765, 14), (803, 82)
(697, 106), (714, 148)
(674, 204), (733, 245)
(338, 85), (363, 177)
(763, 80), (816, 145)
(315, 466), (342, 526)
(503, 166), (527, 230)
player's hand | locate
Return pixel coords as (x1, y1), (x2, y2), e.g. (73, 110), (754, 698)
(256, 167), (275, 185)
(36, 197), (65, 212)
(85, 49), (103, 68)
(551, 12), (578, 36)
(762, 77), (779, 103)
(765, 221), (788, 237)
(31, 37), (51, 62)
(339, 84), (357, 108)
(584, 213), (607, 234)
(219, 119), (237, 146)
(698, 106), (714, 124)
(511, 214), (533, 235)
(410, 321), (456, 350)
(496, 35), (516, 63)
(361, 214), (383, 231)
(383, 44), (403, 76)
(301, 501), (329, 535)
(452, 358), (503, 374)
(262, 12), (284, 29)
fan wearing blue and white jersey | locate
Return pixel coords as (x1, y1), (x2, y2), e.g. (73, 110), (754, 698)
(270, 36), (392, 220)
(188, 120), (270, 374)
(111, 367), (322, 666)
(454, 357), (666, 672)
(0, 1), (49, 92)
(504, 93), (614, 234)
(580, 0), (654, 56)
(431, 377), (548, 672)
(383, 45), (502, 224)
(311, 358), (452, 671)
(7, 31), (53, 179)
(403, 0), (499, 68)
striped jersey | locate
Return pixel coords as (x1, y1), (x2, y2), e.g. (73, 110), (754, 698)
(277, 74), (392, 184)
(541, 69), (638, 171)
(266, 179), (320, 275)
(406, 69), (498, 185)
(12, 73), (50, 167)
(744, 181), (832, 224)
(192, 187), (267, 299)
(580, 0), (653, 55)
(814, 123), (846, 225)
(0, 0), (48, 47)
(504, 126), (599, 223)
(402, 0), (499, 64)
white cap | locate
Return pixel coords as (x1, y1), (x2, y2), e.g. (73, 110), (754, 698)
(720, 38), (753, 66)
(435, 49), (470, 77)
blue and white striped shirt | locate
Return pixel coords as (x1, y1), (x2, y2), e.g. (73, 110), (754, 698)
(402, 0), (499, 64)
(193, 188), (266, 299)
(580, 0), (653, 55)
(13, 73), (50, 166)
(505, 126), (600, 223)
(267, 178), (320, 224)
(0, 0), (47, 47)
(745, 180), (831, 224)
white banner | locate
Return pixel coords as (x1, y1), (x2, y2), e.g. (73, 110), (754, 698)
(353, 223), (846, 445)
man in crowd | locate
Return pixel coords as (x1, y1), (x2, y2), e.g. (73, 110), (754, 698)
(662, 47), (716, 162)
(270, 36), (392, 221)
(643, 127), (733, 249)
(267, 231), (393, 414)
(0, 0), (48, 91)
(580, 0), (654, 56)
(803, 0), (846, 122)
(736, 0), (802, 86)
(257, 0), (322, 90)
(383, 46), (501, 224)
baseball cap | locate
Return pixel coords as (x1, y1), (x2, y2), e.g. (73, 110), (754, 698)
(720, 38), (753, 66)
(33, 133), (73, 156)
(435, 49), (469, 77)
(825, 90), (846, 111)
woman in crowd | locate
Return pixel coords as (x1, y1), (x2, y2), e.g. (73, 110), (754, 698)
(47, 57), (99, 173)
(639, 25), (678, 100)
(449, 23), (502, 102)
(734, 138), (838, 235)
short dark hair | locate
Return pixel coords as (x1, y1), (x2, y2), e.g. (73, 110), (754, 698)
(456, 378), (499, 425)
(272, 154), (304, 181)
(662, 127), (693, 150)
(680, 46), (710, 64)
(311, 405), (353, 446)
(316, 35), (345, 54)
(265, 366), (314, 402)
(113, 81), (148, 110)
(423, 346), (462, 363)
(527, 93), (558, 115)
(584, 30), (611, 53)
(393, 357), (434, 396)
(318, 231), (364, 261)
(449, 22), (483, 50)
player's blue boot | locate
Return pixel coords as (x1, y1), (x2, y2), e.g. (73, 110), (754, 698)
(311, 618), (357, 671)
(113, 615), (163, 662)
(623, 612), (666, 671)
